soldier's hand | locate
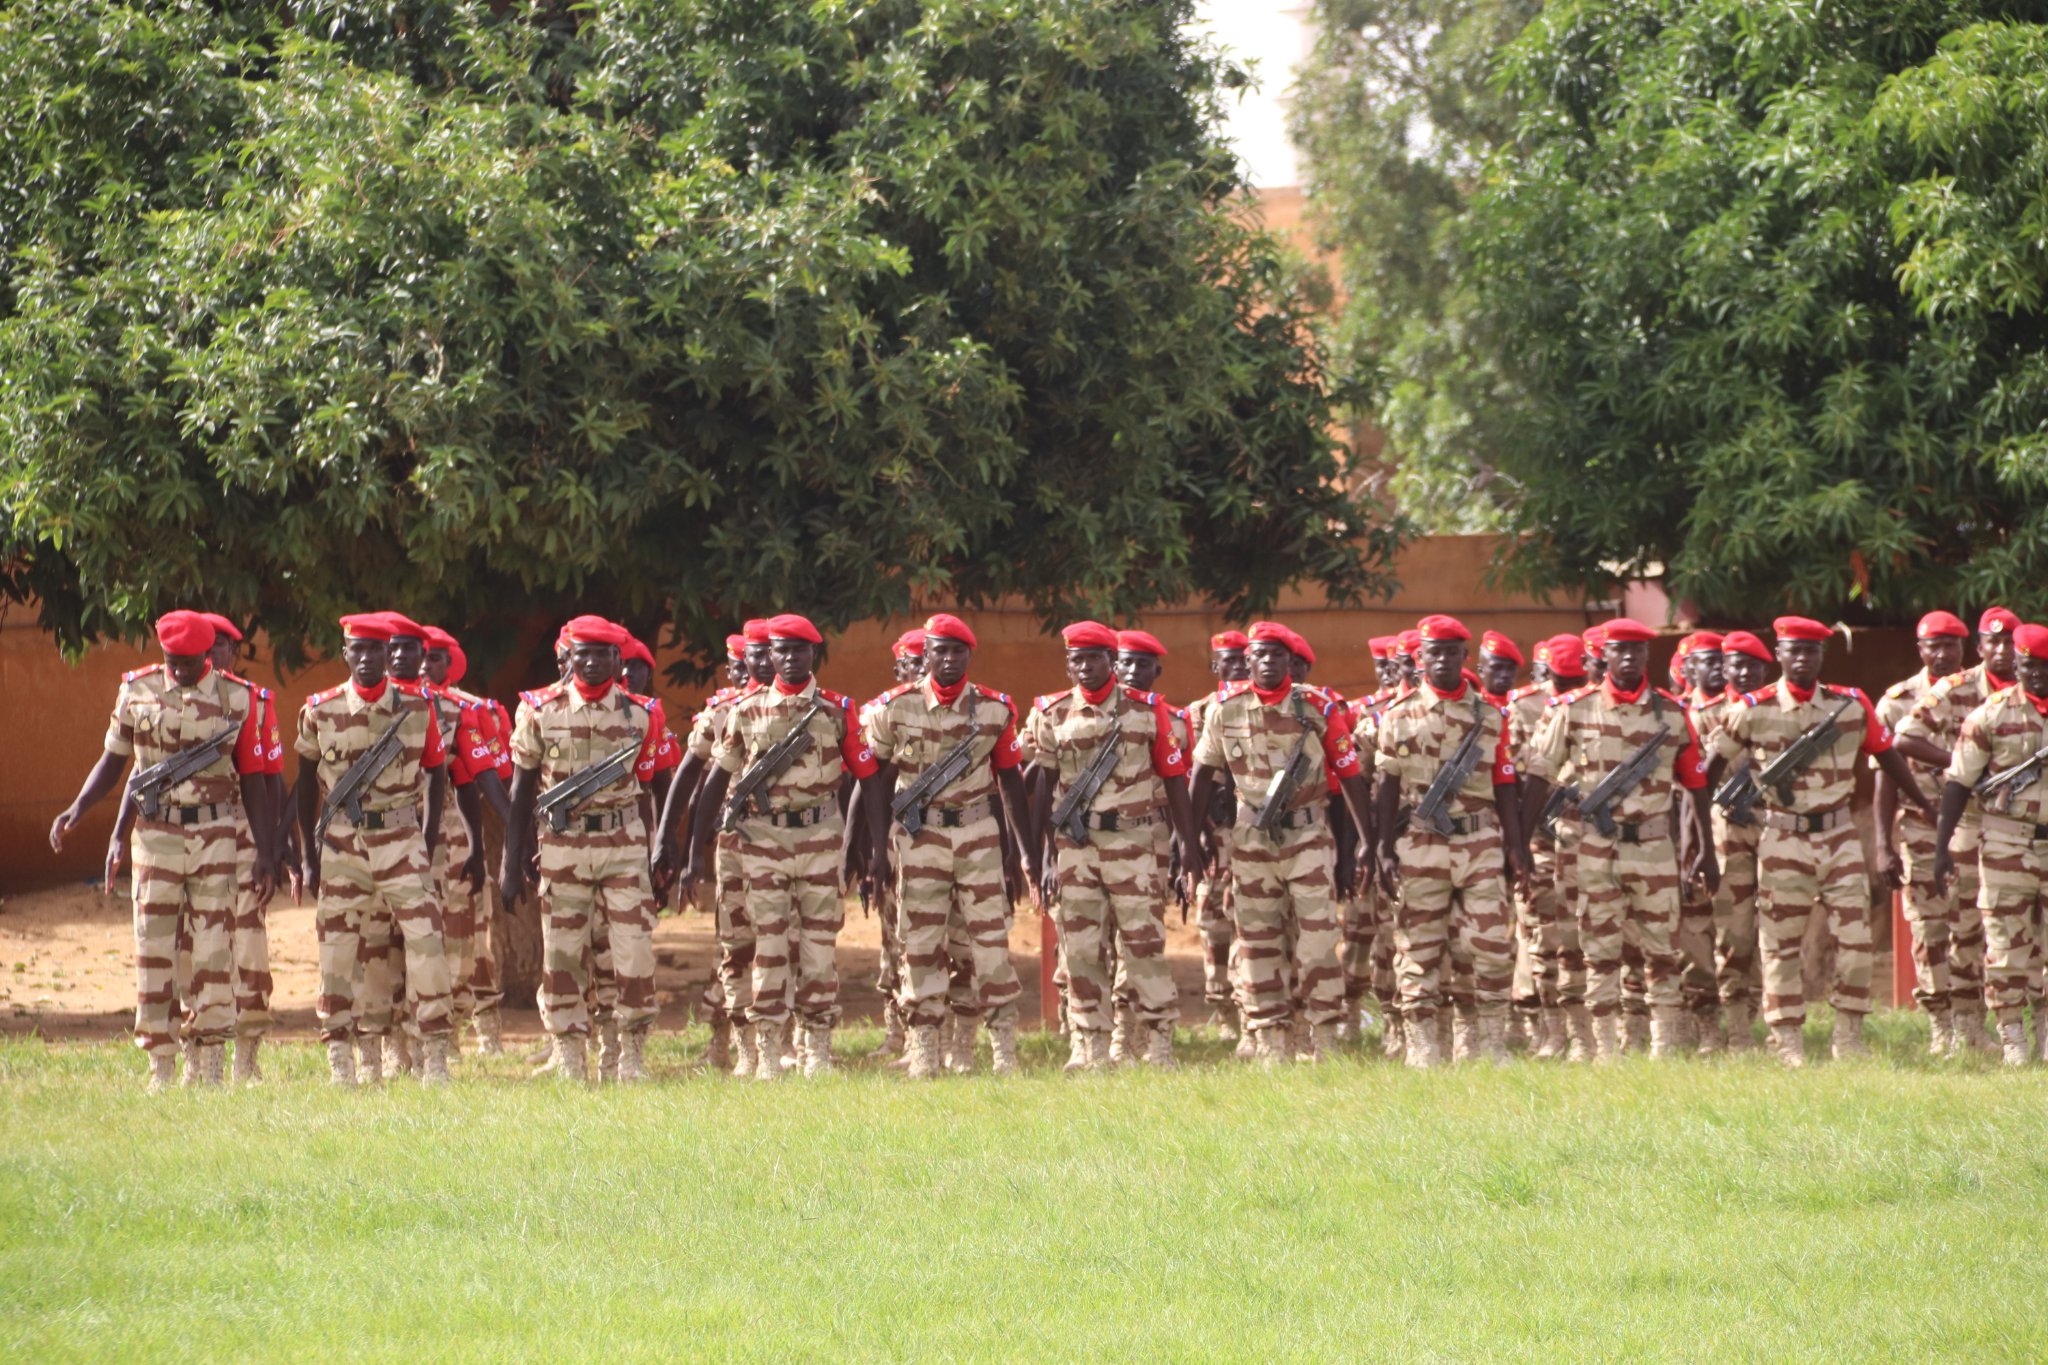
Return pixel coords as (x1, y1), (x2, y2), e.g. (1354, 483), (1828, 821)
(250, 865), (275, 906)
(1696, 848), (1721, 896)
(496, 857), (523, 909)
(463, 848), (488, 895)
(1932, 848), (1954, 899)
(284, 857), (305, 905)
(302, 856), (322, 898)
(1881, 846), (1905, 891)
(49, 807), (79, 854)
(102, 838), (126, 897)
(1023, 865), (1046, 911)
(1378, 853), (1402, 897)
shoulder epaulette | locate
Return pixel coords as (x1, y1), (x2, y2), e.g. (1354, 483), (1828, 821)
(308, 684), (348, 707)
(121, 664), (164, 684)
(1739, 685), (1775, 707)
(972, 683), (1010, 704)
(620, 688), (658, 712)
(876, 681), (920, 707)
(1654, 687), (1687, 707)
(815, 686), (852, 710)
(521, 681), (568, 708)
(1220, 679), (1255, 698)
(1507, 683), (1544, 703)
(1032, 690), (1065, 712)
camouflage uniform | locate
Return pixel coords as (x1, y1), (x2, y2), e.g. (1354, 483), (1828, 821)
(689, 685), (757, 1054)
(1186, 687), (1239, 1023)
(864, 677), (1027, 1070)
(1025, 682), (1188, 1066)
(510, 679), (667, 1080)
(1193, 681), (1363, 1059)
(1375, 682), (1516, 1064)
(105, 665), (268, 1081)
(297, 680), (454, 1076)
(1508, 681), (1582, 1056)
(711, 677), (874, 1076)
(1946, 687), (2048, 1061)
(1693, 687), (1761, 1048)
(1711, 681), (1891, 1061)
(1526, 680), (1710, 1060)
(1358, 688), (1413, 1053)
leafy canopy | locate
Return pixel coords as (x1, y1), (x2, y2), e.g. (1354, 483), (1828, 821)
(0, 0), (1393, 666)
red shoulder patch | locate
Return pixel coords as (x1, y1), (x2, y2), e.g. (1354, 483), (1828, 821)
(308, 684), (348, 707)
(121, 664), (164, 684)
(1033, 690), (1065, 712)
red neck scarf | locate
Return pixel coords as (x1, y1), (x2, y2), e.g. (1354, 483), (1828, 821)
(1783, 680), (1816, 704)
(773, 675), (810, 697)
(573, 678), (612, 703)
(351, 679), (387, 703)
(1604, 677), (1648, 705)
(1425, 680), (1467, 703)
(929, 677), (967, 706)
(1251, 681), (1292, 706)
(1079, 680), (1116, 706)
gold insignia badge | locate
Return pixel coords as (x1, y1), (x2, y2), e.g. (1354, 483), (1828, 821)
(324, 746), (341, 764)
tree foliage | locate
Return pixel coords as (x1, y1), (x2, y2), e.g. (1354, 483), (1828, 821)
(1464, 0), (2048, 619)
(0, 0), (1393, 667)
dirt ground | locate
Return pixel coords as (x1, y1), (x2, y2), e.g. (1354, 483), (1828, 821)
(0, 878), (1219, 1042)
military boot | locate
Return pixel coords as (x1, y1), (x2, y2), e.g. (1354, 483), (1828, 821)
(232, 1037), (264, 1086)
(1251, 1025), (1288, 1069)
(1649, 1006), (1688, 1060)
(191, 1042), (225, 1087)
(880, 1000), (907, 1058)
(146, 1052), (178, 1094)
(325, 1039), (357, 1086)
(1831, 1010), (1871, 1060)
(989, 1021), (1021, 1076)
(1142, 1022), (1176, 1069)
(553, 1033), (588, 1083)
(1504, 1010), (1529, 1053)
(1381, 1010), (1406, 1061)
(753, 1020), (782, 1081)
(620, 1027), (652, 1083)
(2000, 1019), (2030, 1067)
(598, 1017), (622, 1084)
(732, 1018), (759, 1078)
(382, 1033), (410, 1079)
(1475, 1008), (1511, 1064)
(1624, 1011), (1650, 1055)
(1109, 1005), (1135, 1067)
(179, 1037), (198, 1088)
(778, 1016), (799, 1073)
(1770, 1022), (1806, 1068)
(945, 1014), (976, 1074)
(705, 1016), (732, 1073)
(1403, 1014), (1442, 1069)
(1723, 1002), (1755, 1052)
(1450, 1006), (1477, 1064)
(1534, 1007), (1566, 1059)
(1927, 1010), (1953, 1058)
(1335, 1010), (1359, 1045)
(473, 1008), (504, 1056)
(421, 1036), (452, 1086)
(1694, 1009), (1725, 1057)
(1564, 1005), (1595, 1062)
(906, 1025), (942, 1080)
(1212, 1005), (1240, 1043)
(358, 1036), (384, 1085)
(1956, 1009), (1994, 1056)
(1233, 1026), (1258, 1061)
(1064, 1029), (1093, 1073)
(2034, 1013), (2048, 1064)
(802, 1026), (834, 1078)
(1592, 1014), (1622, 1065)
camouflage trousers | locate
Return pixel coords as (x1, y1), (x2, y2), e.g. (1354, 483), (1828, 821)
(433, 812), (481, 1022)
(1755, 818), (1872, 1026)
(1195, 824), (1236, 1009)
(1678, 880), (1719, 1017)
(1976, 819), (2048, 1022)
(1711, 812), (1761, 1009)
(1342, 887), (1381, 1009)
(1054, 822), (1176, 1033)
(132, 812), (238, 1055)
(1392, 823), (1514, 1022)
(315, 812), (452, 1042)
(1898, 813), (1985, 1015)
(875, 880), (903, 1003)
(1574, 827), (1686, 1015)
(734, 808), (846, 1028)
(1230, 815), (1343, 1030)
(709, 829), (760, 1026)
(1523, 837), (1586, 1008)
(172, 816), (272, 1040)
(535, 813), (656, 1038)
(892, 809), (1020, 1030)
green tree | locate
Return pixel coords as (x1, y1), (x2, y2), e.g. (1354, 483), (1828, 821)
(1290, 0), (1539, 532)
(1465, 0), (2048, 619)
(0, 0), (1395, 668)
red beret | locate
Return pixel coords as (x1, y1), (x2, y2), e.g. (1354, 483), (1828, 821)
(742, 618), (770, 644)
(1773, 616), (1832, 642)
(1116, 629), (1166, 657)
(1397, 629), (1421, 656)
(1247, 621), (1292, 646)
(1535, 634), (1586, 677)
(555, 625), (573, 653)
(892, 628), (926, 660)
(923, 613), (977, 648)
(1368, 635), (1398, 659)
(1602, 617), (1654, 643)
(422, 626), (457, 651)
(199, 612), (242, 643)
(725, 634), (747, 660)
(1721, 630), (1771, 662)
(1916, 611), (1967, 639)
(444, 642), (468, 687)
(765, 613), (822, 645)
(339, 613), (391, 642)
(1679, 631), (1723, 656)
(621, 635), (656, 667)
(1061, 621), (1117, 651)
(564, 615), (628, 647)
(1418, 614), (1470, 643)
(155, 610), (215, 655)
(1210, 630), (1249, 652)
(1480, 630), (1523, 665)
(2016, 624), (2048, 660)
(1581, 625), (1607, 651)
(379, 611), (427, 640)
(1979, 607), (2019, 636)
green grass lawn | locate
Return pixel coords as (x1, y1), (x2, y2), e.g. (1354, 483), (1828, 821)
(3, 1013), (2045, 1362)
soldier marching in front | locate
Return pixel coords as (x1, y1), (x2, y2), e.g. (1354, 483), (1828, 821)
(1185, 630), (1251, 1039)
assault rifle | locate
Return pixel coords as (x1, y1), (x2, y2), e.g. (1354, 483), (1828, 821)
(1251, 695), (1316, 836)
(1049, 724), (1126, 847)
(1712, 761), (1760, 826)
(1411, 697), (1487, 837)
(719, 699), (826, 833)
(315, 710), (411, 840)
(1754, 693), (1857, 805)
(536, 740), (642, 834)
(1977, 742), (2048, 816)
(127, 725), (241, 819)
(1577, 705), (1671, 838)
(1537, 783), (1579, 843)
(891, 730), (986, 835)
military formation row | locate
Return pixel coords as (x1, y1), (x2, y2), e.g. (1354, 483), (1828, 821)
(49, 601), (2048, 1089)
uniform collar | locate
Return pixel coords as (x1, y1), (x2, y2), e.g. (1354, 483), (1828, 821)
(171, 667), (220, 699)
(1076, 681), (1116, 707)
(1423, 680), (1468, 704)
(569, 679), (613, 709)
(1603, 677), (1648, 706)
(925, 676), (968, 708)
(1779, 680), (1817, 706)
(348, 679), (390, 712)
(1250, 681), (1293, 707)
(773, 675), (818, 700)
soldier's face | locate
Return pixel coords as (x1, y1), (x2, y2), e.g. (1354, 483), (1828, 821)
(385, 634), (424, 681)
(725, 656), (748, 686)
(342, 638), (387, 688)
(893, 653), (925, 683)
(1917, 635), (1963, 679)
(1373, 657), (1403, 690)
(1248, 640), (1291, 690)
(1725, 653), (1769, 694)
(1288, 654), (1310, 683)
(164, 651), (210, 688)
(1401, 655), (1420, 686)
(424, 648), (452, 686)
(571, 642), (617, 689)
(1584, 649), (1607, 682)
(1480, 651), (1518, 696)
(2019, 655), (2048, 698)
(623, 659), (654, 694)
(1606, 640), (1649, 691)
(1531, 661), (1553, 687)
(925, 637), (971, 687)
(1777, 638), (1824, 689)
(745, 643), (775, 685)
(1421, 639), (1466, 693)
(1117, 650), (1161, 692)
(1067, 647), (1113, 692)
(769, 638), (815, 687)
(1214, 648), (1249, 684)
(208, 638), (238, 673)
(1980, 630), (2015, 681)
(1691, 649), (1725, 695)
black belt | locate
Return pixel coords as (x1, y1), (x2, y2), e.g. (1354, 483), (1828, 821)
(1078, 810), (1154, 833)
(159, 802), (236, 826)
(577, 808), (632, 834)
(1240, 804), (1320, 832)
(1611, 820), (1667, 845)
(760, 804), (831, 829)
(354, 807), (416, 832)
(929, 798), (996, 829)
(1441, 813), (1497, 837)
